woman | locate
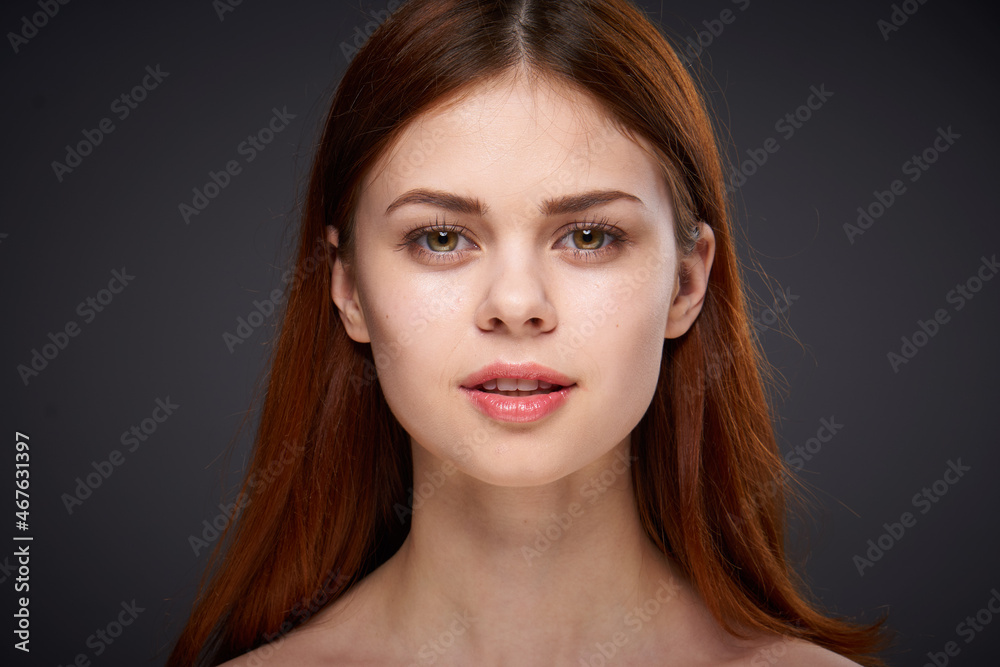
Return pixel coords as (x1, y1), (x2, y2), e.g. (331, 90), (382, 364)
(168, 0), (888, 664)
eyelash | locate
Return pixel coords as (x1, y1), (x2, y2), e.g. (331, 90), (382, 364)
(397, 216), (632, 264)
(560, 217), (634, 261)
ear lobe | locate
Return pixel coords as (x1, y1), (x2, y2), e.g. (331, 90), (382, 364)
(327, 225), (371, 343)
(665, 221), (716, 340)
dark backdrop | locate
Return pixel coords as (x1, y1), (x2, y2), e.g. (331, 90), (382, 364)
(2, 0), (998, 665)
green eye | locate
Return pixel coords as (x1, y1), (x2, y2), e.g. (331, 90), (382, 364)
(427, 230), (459, 252)
(558, 217), (630, 262)
(572, 228), (605, 250)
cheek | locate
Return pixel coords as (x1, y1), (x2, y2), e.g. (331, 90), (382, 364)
(359, 272), (468, 414)
(558, 261), (673, 410)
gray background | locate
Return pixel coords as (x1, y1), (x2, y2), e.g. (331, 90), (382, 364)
(2, 0), (998, 665)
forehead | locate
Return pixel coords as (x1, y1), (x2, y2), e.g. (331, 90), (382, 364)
(360, 74), (667, 213)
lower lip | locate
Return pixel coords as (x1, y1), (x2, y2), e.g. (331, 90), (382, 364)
(461, 385), (574, 423)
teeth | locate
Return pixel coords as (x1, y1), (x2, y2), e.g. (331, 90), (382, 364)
(493, 378), (540, 391)
(474, 377), (568, 393)
(491, 389), (549, 397)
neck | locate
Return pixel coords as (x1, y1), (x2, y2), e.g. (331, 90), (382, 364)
(373, 436), (693, 665)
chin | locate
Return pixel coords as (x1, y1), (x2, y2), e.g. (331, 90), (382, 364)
(438, 435), (614, 490)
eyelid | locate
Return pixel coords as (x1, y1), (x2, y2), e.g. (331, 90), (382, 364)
(399, 217), (476, 244)
(555, 216), (633, 261)
(397, 215), (631, 264)
(557, 216), (630, 245)
(396, 218), (479, 263)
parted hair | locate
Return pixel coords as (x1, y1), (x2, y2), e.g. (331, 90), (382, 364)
(167, 1), (887, 664)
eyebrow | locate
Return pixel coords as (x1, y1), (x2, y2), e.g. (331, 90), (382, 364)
(384, 188), (643, 217)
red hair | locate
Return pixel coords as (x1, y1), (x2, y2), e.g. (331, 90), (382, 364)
(167, 0), (888, 664)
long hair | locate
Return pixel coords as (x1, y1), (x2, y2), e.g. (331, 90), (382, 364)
(167, 0), (887, 664)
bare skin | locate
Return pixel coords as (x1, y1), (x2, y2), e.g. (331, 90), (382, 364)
(222, 444), (859, 666)
(221, 70), (861, 667)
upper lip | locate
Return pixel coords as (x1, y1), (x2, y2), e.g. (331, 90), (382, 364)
(461, 361), (575, 389)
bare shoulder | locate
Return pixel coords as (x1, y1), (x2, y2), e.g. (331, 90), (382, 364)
(215, 621), (382, 667)
(782, 640), (863, 666)
(641, 580), (867, 667)
(214, 626), (352, 667)
(732, 637), (863, 667)
(216, 575), (390, 667)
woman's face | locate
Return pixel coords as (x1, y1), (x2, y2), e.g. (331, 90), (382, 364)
(330, 73), (712, 487)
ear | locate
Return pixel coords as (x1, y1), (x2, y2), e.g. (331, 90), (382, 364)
(327, 225), (371, 343)
(665, 221), (715, 339)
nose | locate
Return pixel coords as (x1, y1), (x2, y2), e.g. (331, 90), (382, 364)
(474, 247), (557, 336)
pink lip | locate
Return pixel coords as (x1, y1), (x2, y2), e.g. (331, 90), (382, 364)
(460, 361), (576, 423)
(460, 361), (574, 389)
